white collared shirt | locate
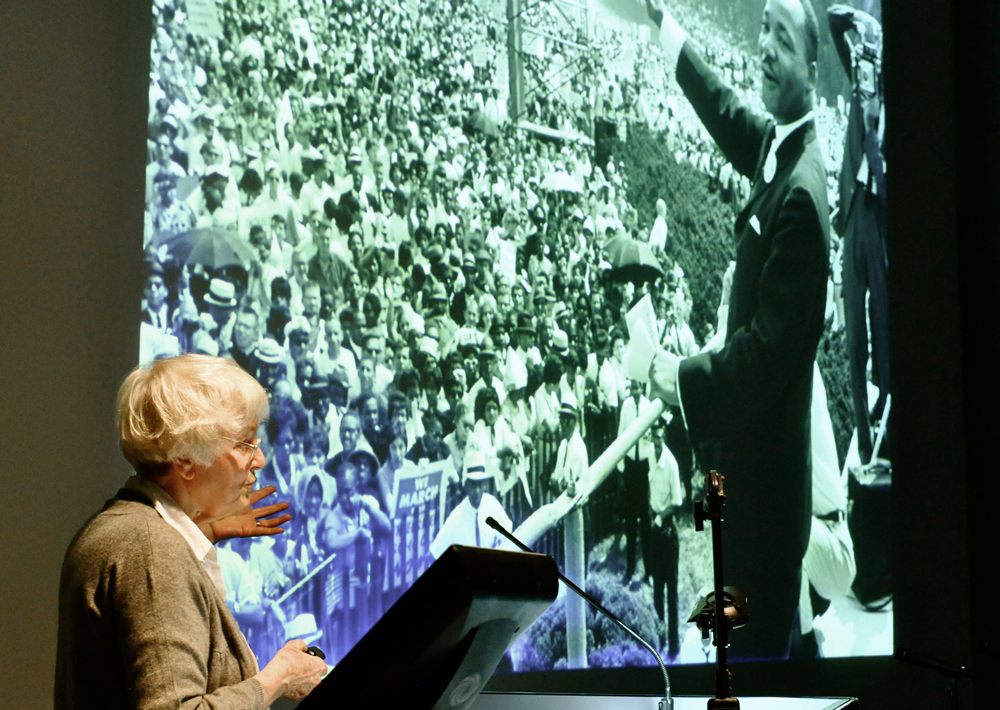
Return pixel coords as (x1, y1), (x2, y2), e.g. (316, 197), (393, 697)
(772, 110), (814, 150)
(764, 110), (814, 183)
(125, 475), (227, 599)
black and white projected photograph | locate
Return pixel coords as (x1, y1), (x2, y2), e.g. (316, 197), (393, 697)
(139, 0), (891, 669)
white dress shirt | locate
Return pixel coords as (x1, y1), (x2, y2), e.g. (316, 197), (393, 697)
(125, 475), (226, 599)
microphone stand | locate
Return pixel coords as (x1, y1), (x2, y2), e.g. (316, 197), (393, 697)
(486, 516), (674, 710)
(895, 647), (976, 710)
(694, 471), (739, 710)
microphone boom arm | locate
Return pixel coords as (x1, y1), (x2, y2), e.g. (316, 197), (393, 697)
(485, 517), (674, 710)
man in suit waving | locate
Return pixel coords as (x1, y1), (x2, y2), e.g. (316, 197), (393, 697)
(646, 0), (830, 659)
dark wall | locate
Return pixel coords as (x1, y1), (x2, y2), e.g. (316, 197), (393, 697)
(953, 0), (1000, 704)
(0, 0), (991, 708)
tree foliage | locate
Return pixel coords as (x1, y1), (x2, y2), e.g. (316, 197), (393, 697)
(615, 123), (737, 342)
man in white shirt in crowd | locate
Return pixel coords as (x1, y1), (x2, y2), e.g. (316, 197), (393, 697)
(187, 107), (230, 176)
(246, 225), (286, 308)
(243, 161), (301, 236)
(299, 148), (336, 218)
(644, 414), (684, 660)
(513, 313), (543, 369)
(361, 333), (395, 395)
(320, 315), (359, 399)
(599, 331), (628, 410)
(550, 392), (589, 496)
(146, 132), (187, 204)
(532, 357), (563, 438)
(649, 198), (669, 253)
(619, 378), (654, 582)
(430, 451), (513, 557)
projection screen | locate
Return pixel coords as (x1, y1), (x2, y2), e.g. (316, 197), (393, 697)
(139, 0), (891, 670)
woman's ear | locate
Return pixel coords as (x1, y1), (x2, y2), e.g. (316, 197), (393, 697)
(171, 459), (196, 481)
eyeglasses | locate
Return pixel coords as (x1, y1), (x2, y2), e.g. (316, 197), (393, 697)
(223, 436), (261, 469)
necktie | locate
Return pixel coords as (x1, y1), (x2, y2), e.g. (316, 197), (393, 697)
(475, 511), (480, 547)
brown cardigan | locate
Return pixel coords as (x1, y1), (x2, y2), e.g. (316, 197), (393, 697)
(55, 488), (266, 710)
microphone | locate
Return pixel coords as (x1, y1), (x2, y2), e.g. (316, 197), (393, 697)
(486, 516), (673, 710)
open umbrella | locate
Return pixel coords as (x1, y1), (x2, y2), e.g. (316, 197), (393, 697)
(186, 228), (255, 270)
(604, 235), (664, 284)
(539, 170), (582, 193)
(153, 227), (255, 270)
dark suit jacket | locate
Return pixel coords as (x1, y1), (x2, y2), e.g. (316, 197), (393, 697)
(674, 43), (830, 658)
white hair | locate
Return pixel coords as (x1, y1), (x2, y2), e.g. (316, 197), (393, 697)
(117, 354), (269, 474)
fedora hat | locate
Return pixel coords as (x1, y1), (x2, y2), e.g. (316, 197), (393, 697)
(552, 329), (569, 354)
(515, 312), (534, 334)
(427, 281), (448, 303)
(559, 390), (578, 417)
(204, 278), (237, 308)
(463, 450), (491, 481)
(284, 613), (323, 645)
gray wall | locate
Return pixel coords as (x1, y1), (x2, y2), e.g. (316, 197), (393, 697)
(1, 2), (150, 708)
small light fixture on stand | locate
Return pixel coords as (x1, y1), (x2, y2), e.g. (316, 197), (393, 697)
(688, 586), (748, 642)
(895, 647), (975, 710)
(688, 470), (746, 710)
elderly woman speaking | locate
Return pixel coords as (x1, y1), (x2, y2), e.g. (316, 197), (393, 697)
(55, 354), (327, 709)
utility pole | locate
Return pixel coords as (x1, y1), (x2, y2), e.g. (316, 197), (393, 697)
(507, 0), (525, 121)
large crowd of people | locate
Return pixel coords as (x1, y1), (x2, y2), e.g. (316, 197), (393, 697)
(140, 0), (865, 666)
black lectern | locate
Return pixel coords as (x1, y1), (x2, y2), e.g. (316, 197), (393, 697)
(298, 545), (558, 710)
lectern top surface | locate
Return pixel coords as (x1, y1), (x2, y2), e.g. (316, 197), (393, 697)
(473, 692), (857, 710)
